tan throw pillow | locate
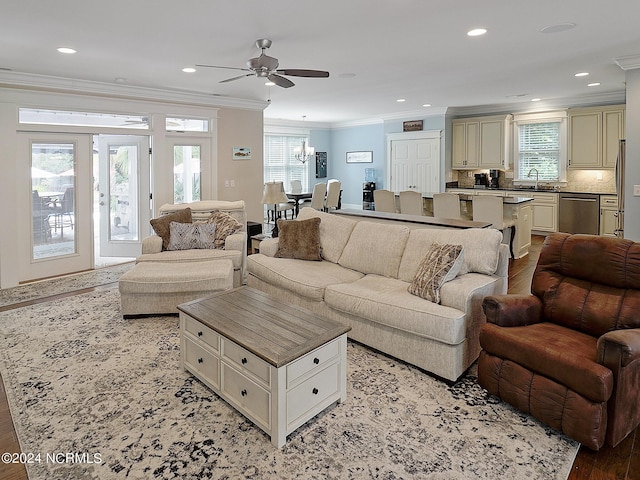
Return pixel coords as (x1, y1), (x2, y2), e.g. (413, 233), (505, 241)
(408, 243), (464, 303)
(167, 222), (217, 250)
(275, 217), (322, 261)
(205, 211), (243, 249)
(150, 208), (192, 250)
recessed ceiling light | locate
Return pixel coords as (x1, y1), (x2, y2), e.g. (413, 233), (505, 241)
(265, 81), (275, 86)
(540, 23), (576, 34)
(114, 77), (127, 84)
(587, 82), (601, 87)
(575, 72), (589, 77)
(182, 67), (196, 73)
(531, 98), (542, 102)
(396, 98), (406, 103)
(467, 28), (487, 37)
(422, 104), (431, 107)
(57, 47), (76, 54)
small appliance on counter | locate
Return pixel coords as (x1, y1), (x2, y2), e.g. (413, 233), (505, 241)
(489, 169), (500, 189)
(474, 173), (489, 189)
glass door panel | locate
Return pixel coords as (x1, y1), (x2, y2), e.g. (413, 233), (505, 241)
(173, 145), (201, 203)
(98, 135), (150, 258)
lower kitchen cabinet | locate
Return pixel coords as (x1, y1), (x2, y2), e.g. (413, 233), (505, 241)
(600, 195), (619, 237)
(529, 192), (558, 233)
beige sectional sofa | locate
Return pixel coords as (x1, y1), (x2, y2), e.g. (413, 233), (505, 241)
(247, 207), (508, 382)
(137, 200), (248, 287)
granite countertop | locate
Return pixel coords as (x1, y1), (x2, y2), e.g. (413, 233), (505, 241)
(449, 187), (617, 195)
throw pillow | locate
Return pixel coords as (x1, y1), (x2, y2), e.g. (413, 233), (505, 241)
(274, 217), (322, 261)
(408, 243), (464, 304)
(205, 211), (243, 249)
(150, 208), (192, 250)
(167, 222), (217, 250)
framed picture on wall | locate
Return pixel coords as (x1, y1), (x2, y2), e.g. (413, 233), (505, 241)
(316, 152), (327, 178)
(346, 151), (373, 163)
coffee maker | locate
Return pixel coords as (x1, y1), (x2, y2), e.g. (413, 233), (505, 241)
(474, 173), (489, 189)
(489, 169), (500, 189)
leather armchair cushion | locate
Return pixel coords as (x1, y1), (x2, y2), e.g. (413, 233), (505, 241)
(480, 322), (614, 403)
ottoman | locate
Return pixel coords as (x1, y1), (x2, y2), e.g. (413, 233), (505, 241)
(119, 259), (233, 317)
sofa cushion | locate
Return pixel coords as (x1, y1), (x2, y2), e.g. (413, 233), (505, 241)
(274, 217), (322, 261)
(137, 248), (242, 270)
(168, 222), (217, 250)
(297, 208), (357, 263)
(150, 207), (192, 250)
(204, 211), (243, 249)
(408, 243), (464, 303)
(338, 221), (410, 278)
(398, 228), (502, 280)
(325, 275), (467, 345)
(247, 254), (364, 302)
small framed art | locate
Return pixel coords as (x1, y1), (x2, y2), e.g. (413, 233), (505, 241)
(346, 151), (373, 163)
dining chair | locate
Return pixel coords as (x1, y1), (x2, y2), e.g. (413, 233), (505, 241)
(472, 195), (516, 258)
(373, 189), (397, 213)
(290, 179), (302, 194)
(432, 193), (462, 219)
(52, 187), (75, 236)
(304, 182), (327, 210)
(324, 179), (341, 211)
(399, 190), (423, 215)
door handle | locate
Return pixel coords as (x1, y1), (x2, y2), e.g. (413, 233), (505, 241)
(99, 201), (105, 206)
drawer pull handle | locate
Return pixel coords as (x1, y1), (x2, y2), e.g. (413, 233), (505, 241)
(241, 389), (248, 397)
(312, 387), (319, 395)
(241, 357), (248, 365)
(197, 331), (203, 337)
(198, 357), (203, 364)
(313, 357), (320, 364)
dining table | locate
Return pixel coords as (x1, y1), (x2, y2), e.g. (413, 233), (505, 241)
(286, 192), (312, 217)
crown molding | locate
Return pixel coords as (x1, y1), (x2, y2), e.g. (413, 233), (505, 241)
(615, 54), (640, 71)
(0, 71), (268, 111)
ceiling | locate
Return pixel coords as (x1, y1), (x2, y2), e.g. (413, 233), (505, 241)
(1, 0), (639, 125)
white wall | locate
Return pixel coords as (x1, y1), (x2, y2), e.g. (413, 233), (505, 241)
(624, 68), (640, 241)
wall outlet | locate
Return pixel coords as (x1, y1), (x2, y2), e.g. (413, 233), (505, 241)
(230, 179), (235, 187)
(224, 180), (230, 187)
(634, 185), (640, 197)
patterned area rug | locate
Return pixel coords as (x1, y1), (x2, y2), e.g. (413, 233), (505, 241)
(0, 262), (133, 307)
(0, 287), (579, 479)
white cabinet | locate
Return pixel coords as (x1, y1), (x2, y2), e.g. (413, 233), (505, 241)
(530, 192), (558, 233)
(600, 195), (619, 237)
(568, 106), (625, 169)
(452, 115), (510, 169)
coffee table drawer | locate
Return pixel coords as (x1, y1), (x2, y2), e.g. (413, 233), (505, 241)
(287, 338), (340, 386)
(221, 363), (271, 428)
(183, 337), (220, 389)
(287, 362), (340, 424)
(182, 315), (220, 352)
(222, 339), (270, 386)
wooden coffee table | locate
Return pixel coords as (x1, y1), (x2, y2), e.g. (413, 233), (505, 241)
(177, 287), (351, 448)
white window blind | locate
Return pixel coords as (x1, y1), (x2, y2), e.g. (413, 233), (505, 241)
(264, 135), (309, 192)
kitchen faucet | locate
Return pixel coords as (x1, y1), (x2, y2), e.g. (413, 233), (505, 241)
(527, 168), (539, 189)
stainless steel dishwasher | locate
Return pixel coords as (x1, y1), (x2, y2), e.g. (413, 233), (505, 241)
(559, 193), (600, 234)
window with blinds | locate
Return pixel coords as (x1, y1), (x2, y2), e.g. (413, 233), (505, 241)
(514, 112), (567, 183)
(263, 135), (309, 192)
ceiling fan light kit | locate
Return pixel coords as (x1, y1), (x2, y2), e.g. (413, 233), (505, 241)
(197, 39), (329, 88)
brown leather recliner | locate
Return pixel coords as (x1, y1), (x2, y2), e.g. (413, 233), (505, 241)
(478, 233), (640, 451)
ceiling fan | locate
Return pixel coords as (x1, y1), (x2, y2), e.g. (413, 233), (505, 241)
(196, 39), (329, 88)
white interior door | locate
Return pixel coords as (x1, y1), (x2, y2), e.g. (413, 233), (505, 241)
(98, 135), (150, 258)
(390, 135), (440, 193)
(21, 133), (92, 282)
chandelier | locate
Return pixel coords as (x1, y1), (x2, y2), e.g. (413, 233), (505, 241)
(294, 139), (315, 164)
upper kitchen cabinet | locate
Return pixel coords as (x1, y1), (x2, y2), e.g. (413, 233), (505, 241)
(568, 105), (625, 169)
(452, 115), (511, 170)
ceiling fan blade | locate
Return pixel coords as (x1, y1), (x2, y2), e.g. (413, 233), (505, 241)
(268, 74), (295, 88)
(196, 64), (252, 72)
(276, 69), (329, 78)
(220, 73), (254, 83)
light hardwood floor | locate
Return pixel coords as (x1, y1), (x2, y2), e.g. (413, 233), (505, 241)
(0, 237), (638, 480)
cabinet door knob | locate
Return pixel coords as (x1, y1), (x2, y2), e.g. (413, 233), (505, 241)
(198, 357), (203, 364)
(241, 357), (248, 365)
(197, 331), (203, 337)
(241, 389), (248, 397)
(312, 387), (319, 395)
(313, 357), (320, 364)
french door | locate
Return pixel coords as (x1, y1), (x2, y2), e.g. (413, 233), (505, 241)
(388, 131), (441, 193)
(97, 135), (151, 258)
(21, 133), (92, 281)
